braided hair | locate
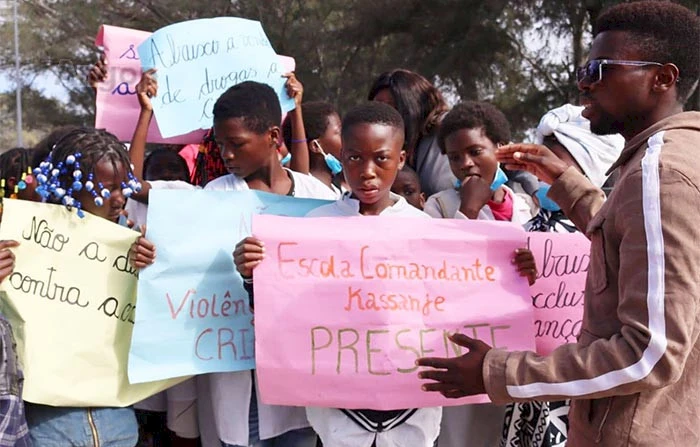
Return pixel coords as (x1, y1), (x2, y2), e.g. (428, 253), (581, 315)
(35, 127), (141, 217)
(191, 129), (227, 187)
(0, 148), (32, 198)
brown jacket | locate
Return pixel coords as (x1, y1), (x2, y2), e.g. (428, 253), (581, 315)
(483, 111), (700, 446)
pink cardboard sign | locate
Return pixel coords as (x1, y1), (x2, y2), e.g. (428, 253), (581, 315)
(94, 25), (296, 143)
(94, 25), (205, 144)
(528, 232), (590, 355)
(252, 215), (537, 410)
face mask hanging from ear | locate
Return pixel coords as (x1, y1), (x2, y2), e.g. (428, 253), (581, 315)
(535, 181), (561, 212)
(454, 165), (508, 192)
(314, 141), (343, 175)
(280, 153), (292, 165)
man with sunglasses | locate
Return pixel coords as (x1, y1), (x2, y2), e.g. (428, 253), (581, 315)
(417, 2), (700, 446)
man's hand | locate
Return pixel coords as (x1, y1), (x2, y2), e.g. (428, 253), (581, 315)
(496, 144), (569, 185)
(417, 333), (492, 398)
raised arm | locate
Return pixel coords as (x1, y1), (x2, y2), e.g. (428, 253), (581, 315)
(128, 69), (158, 204)
(283, 73), (310, 175)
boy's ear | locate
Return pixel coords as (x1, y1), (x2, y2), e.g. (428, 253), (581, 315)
(269, 126), (282, 148)
(398, 150), (406, 169)
(310, 140), (323, 154)
(419, 192), (426, 208)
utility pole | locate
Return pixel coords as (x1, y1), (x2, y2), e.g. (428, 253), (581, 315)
(13, 0), (23, 146)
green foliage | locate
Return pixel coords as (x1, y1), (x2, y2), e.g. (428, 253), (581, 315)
(0, 0), (697, 145)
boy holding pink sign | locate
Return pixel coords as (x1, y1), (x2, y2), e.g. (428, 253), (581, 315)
(234, 102), (538, 447)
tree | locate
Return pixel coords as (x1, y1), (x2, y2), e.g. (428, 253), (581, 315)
(1, 0), (697, 145)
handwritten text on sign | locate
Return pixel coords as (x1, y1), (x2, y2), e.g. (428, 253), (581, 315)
(137, 18), (295, 138)
(0, 199), (181, 407)
(528, 232), (589, 355)
(253, 215), (536, 410)
(128, 190), (330, 383)
(95, 25), (205, 144)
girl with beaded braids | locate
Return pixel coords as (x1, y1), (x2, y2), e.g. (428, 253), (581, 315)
(33, 128), (142, 222)
(25, 127), (141, 447)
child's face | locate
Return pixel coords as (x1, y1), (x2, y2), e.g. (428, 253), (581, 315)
(145, 161), (189, 183)
(444, 127), (499, 185)
(342, 123), (405, 212)
(79, 158), (129, 222)
(391, 171), (425, 210)
(214, 117), (279, 179)
(316, 113), (342, 159)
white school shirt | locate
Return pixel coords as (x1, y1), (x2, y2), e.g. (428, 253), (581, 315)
(124, 180), (199, 229)
(198, 169), (335, 447)
(423, 185), (533, 223)
(308, 173), (346, 199)
(304, 193), (442, 447)
(423, 186), (531, 447)
(205, 169), (337, 200)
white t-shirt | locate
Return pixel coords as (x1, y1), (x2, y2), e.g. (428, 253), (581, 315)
(305, 193), (442, 447)
(424, 185), (533, 224)
(308, 173), (346, 199)
(205, 169), (337, 201)
(199, 169), (334, 446)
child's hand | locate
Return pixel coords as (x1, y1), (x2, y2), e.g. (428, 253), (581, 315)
(513, 248), (537, 286)
(233, 237), (265, 278)
(120, 209), (135, 229)
(129, 225), (156, 269)
(283, 72), (303, 109)
(458, 176), (492, 219)
(136, 69), (158, 112)
(0, 240), (19, 283)
(87, 54), (108, 88)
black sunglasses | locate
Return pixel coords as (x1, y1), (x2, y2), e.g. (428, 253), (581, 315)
(576, 59), (663, 84)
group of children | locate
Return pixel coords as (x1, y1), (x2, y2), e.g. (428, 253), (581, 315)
(0, 38), (626, 447)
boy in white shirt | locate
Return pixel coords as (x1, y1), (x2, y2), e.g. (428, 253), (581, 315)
(130, 81), (332, 447)
(234, 102), (440, 447)
(233, 102), (537, 447)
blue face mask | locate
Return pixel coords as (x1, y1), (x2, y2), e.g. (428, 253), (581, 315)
(324, 153), (343, 175)
(455, 166), (508, 192)
(280, 153), (291, 165)
(536, 182), (561, 212)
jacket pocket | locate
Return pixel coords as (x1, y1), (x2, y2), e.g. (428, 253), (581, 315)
(589, 396), (614, 442)
(587, 214), (609, 294)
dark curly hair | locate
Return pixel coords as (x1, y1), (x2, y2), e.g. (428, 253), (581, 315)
(596, 1), (700, 103)
(212, 81), (282, 133)
(437, 101), (511, 153)
(341, 102), (405, 140)
(282, 101), (338, 148)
